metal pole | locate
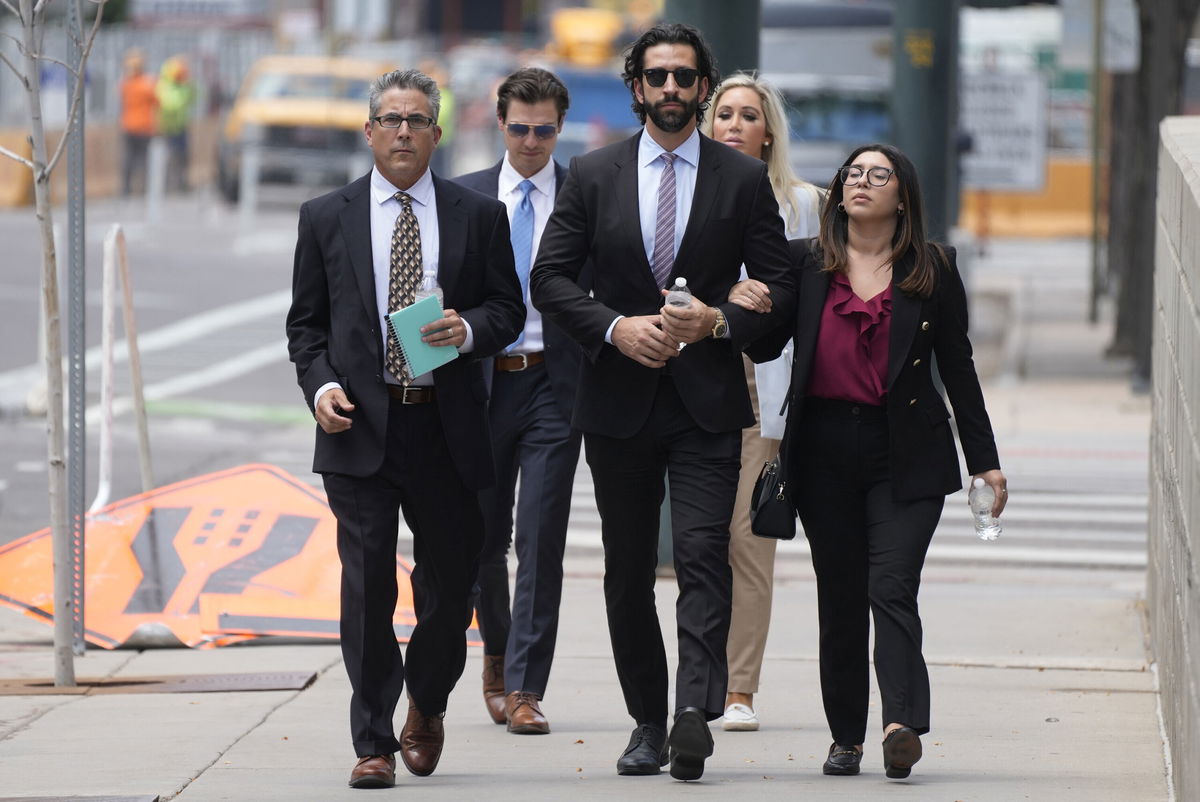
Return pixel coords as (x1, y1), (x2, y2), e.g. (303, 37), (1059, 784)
(664, 0), (760, 76)
(146, 137), (167, 223)
(90, 227), (119, 514)
(65, 0), (86, 657)
(118, 229), (155, 496)
(891, 1), (960, 242)
(1089, 0), (1106, 323)
(238, 142), (261, 229)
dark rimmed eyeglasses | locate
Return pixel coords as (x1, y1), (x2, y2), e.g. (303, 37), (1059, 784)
(642, 67), (699, 88)
(371, 114), (436, 130)
(505, 122), (558, 140)
(840, 165), (894, 187)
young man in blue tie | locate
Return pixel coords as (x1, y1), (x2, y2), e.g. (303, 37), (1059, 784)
(454, 67), (585, 736)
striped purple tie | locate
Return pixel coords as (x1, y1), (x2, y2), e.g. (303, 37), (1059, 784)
(651, 152), (677, 289)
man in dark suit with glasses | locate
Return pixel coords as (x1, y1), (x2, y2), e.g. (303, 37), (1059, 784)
(287, 68), (523, 790)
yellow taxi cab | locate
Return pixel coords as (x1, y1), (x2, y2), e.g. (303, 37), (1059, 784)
(217, 55), (393, 202)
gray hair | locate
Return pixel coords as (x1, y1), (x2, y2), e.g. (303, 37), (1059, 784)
(368, 69), (441, 122)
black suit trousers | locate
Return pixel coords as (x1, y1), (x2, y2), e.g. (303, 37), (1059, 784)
(323, 398), (485, 757)
(584, 375), (740, 726)
(475, 363), (581, 696)
(789, 398), (943, 745)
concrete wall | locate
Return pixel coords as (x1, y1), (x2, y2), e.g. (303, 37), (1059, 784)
(1150, 116), (1200, 800)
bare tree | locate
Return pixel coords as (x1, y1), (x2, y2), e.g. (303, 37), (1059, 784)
(0, 0), (107, 685)
(1107, 1), (1200, 385)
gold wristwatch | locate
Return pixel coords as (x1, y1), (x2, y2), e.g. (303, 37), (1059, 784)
(709, 307), (728, 339)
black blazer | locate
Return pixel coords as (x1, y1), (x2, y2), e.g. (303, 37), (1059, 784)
(761, 238), (1000, 501)
(286, 172), (525, 488)
(529, 131), (795, 438)
(451, 159), (587, 420)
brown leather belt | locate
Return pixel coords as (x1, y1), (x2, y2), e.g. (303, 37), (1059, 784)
(495, 352), (545, 372)
(386, 385), (436, 404)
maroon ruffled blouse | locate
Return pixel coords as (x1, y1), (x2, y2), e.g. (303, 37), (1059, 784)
(807, 272), (893, 405)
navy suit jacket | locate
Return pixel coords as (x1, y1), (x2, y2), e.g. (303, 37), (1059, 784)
(453, 159), (588, 420)
(286, 172), (525, 488)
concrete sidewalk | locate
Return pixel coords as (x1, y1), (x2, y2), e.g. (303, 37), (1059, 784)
(0, 560), (1164, 801)
(0, 238), (1169, 801)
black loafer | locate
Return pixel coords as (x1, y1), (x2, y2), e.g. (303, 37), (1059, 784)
(882, 726), (922, 779)
(822, 743), (862, 776)
(616, 723), (668, 775)
(667, 707), (714, 781)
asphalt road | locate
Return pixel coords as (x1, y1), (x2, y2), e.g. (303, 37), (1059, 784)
(0, 194), (1151, 576)
(0, 190), (318, 547)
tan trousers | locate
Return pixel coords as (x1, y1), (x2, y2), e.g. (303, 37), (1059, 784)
(726, 355), (781, 694)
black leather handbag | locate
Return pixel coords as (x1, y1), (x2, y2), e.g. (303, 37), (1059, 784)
(750, 453), (796, 540)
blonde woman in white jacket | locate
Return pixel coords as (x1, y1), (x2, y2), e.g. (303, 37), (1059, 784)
(702, 72), (822, 731)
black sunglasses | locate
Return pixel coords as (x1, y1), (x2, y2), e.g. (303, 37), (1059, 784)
(505, 122), (558, 140)
(642, 67), (699, 88)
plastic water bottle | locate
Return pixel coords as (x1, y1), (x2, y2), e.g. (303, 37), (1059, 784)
(415, 273), (443, 308)
(969, 477), (1002, 541)
(665, 277), (692, 308)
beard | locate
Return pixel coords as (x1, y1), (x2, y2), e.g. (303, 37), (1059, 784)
(646, 93), (699, 133)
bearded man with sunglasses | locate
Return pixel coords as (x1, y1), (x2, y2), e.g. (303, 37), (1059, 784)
(453, 67), (586, 738)
(530, 23), (795, 781)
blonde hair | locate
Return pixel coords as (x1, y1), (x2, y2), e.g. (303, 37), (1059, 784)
(701, 72), (820, 234)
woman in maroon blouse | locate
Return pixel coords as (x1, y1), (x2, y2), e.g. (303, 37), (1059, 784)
(744, 144), (1008, 780)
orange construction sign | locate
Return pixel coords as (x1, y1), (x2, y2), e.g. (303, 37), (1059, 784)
(0, 464), (481, 649)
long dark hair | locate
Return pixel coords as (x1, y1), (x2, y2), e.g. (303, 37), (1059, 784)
(817, 143), (944, 298)
(621, 22), (719, 125)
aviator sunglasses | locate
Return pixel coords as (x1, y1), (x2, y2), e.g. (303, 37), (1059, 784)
(642, 67), (699, 88)
(505, 122), (558, 139)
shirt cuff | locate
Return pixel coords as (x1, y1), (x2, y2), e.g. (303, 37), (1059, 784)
(460, 317), (475, 353)
(313, 381), (341, 409)
(604, 315), (624, 344)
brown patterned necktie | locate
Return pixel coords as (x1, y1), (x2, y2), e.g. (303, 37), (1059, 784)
(386, 190), (423, 384)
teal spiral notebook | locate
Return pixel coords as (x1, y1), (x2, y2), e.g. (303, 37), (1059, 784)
(387, 295), (458, 379)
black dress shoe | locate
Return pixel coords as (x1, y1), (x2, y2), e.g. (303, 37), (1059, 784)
(822, 743), (862, 776)
(667, 707), (714, 781)
(882, 726), (922, 779)
(616, 723), (668, 775)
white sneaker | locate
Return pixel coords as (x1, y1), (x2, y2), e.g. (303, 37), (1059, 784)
(721, 702), (759, 731)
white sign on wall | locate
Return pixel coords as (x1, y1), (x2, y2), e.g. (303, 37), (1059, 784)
(961, 71), (1048, 192)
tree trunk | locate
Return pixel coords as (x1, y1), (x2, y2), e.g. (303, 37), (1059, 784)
(1106, 71), (1136, 358)
(18, 0), (74, 686)
(1110, 0), (1200, 384)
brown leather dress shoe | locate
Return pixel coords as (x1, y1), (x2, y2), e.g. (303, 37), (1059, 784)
(505, 690), (550, 734)
(348, 753), (395, 789)
(400, 699), (445, 777)
(482, 654), (507, 725)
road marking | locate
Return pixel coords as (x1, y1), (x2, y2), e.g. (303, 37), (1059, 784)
(0, 290), (293, 391)
(85, 341), (288, 425)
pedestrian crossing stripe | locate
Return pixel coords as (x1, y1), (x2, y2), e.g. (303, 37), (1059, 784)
(0, 464), (481, 649)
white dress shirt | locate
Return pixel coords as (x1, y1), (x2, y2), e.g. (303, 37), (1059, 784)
(314, 166), (473, 406)
(605, 128), (702, 343)
(637, 127), (699, 268)
(498, 154), (556, 355)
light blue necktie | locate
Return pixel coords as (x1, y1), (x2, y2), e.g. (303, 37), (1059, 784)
(508, 178), (535, 350)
